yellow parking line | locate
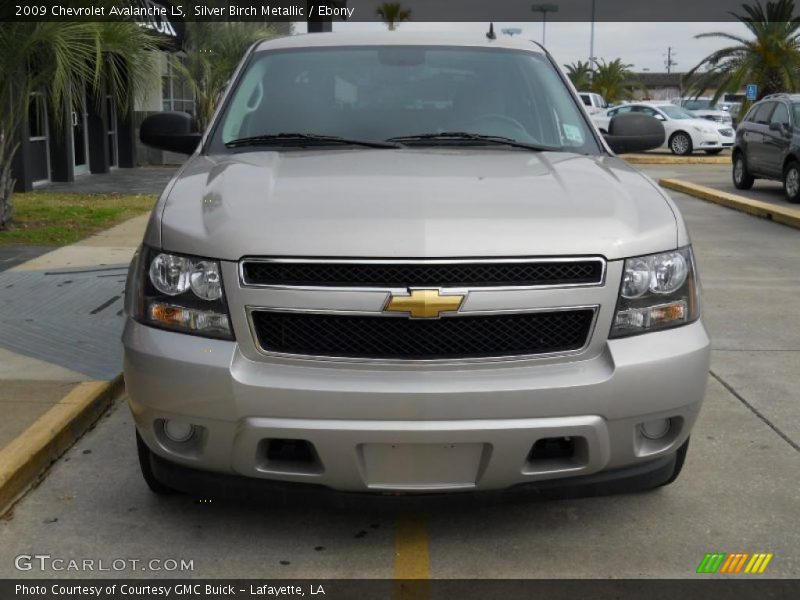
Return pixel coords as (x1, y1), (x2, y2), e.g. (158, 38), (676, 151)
(394, 514), (430, 599)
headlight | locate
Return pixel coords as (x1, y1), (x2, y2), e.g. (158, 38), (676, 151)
(610, 246), (700, 338)
(126, 247), (234, 340)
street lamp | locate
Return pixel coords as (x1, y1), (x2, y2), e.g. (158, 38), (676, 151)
(589, 0), (596, 78)
(531, 4), (559, 47)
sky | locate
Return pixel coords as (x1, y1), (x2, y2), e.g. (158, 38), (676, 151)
(292, 21), (749, 73)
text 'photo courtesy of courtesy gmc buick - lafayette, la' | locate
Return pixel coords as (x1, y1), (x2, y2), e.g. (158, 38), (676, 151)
(125, 32), (710, 499)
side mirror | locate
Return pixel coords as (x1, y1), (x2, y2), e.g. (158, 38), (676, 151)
(769, 121), (791, 136)
(603, 113), (665, 154)
(140, 111), (202, 155)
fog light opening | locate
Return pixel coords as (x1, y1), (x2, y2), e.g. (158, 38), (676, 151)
(640, 418), (671, 440)
(163, 419), (195, 443)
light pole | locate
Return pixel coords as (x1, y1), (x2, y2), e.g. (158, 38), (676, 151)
(531, 4), (559, 47)
(589, 0), (596, 78)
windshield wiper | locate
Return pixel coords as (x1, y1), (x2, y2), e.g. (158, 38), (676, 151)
(386, 132), (558, 152)
(225, 133), (402, 149)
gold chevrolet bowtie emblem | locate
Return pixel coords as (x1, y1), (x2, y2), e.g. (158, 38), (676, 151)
(385, 289), (465, 319)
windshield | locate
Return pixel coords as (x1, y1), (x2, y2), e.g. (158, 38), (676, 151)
(683, 99), (716, 110)
(209, 46), (600, 154)
(660, 105), (696, 120)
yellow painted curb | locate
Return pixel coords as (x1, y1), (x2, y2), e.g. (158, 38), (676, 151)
(659, 178), (800, 229)
(624, 154), (730, 165)
(0, 374), (124, 516)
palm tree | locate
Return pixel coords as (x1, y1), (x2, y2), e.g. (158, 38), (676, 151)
(376, 3), (412, 30)
(0, 22), (158, 229)
(564, 60), (593, 90)
(591, 58), (637, 104)
(169, 22), (288, 131)
(687, 0), (800, 101)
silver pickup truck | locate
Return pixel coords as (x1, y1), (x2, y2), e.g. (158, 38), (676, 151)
(125, 32), (710, 498)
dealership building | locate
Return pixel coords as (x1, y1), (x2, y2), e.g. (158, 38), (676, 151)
(11, 5), (187, 192)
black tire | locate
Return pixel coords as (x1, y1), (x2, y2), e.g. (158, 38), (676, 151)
(669, 131), (693, 156)
(783, 160), (800, 203)
(136, 430), (177, 495)
(732, 153), (755, 190)
(705, 149), (723, 155)
(659, 437), (690, 488)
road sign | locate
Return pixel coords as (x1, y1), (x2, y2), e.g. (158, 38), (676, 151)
(746, 84), (758, 101)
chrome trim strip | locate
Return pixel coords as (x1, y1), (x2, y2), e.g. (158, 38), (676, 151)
(238, 256), (607, 292)
(244, 304), (600, 365)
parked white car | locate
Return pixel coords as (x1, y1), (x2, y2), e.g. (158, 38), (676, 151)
(593, 102), (735, 155)
(674, 98), (734, 126)
(579, 92), (608, 114)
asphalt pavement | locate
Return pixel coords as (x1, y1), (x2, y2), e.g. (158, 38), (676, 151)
(0, 186), (798, 579)
(642, 162), (796, 211)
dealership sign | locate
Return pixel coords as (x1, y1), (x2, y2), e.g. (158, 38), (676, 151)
(130, 0), (184, 44)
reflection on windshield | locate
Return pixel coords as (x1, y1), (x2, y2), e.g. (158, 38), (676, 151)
(210, 46), (601, 155)
(660, 106), (694, 120)
(684, 100), (715, 110)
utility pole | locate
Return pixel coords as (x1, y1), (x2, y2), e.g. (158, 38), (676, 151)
(589, 0), (596, 80)
(664, 47), (678, 74)
(531, 4), (559, 47)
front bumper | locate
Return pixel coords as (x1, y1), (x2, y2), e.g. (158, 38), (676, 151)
(123, 318), (710, 493)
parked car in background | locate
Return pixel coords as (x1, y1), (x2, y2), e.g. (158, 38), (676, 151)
(593, 102), (735, 155)
(674, 98), (734, 127)
(579, 92), (608, 114)
(721, 101), (744, 128)
(733, 93), (800, 203)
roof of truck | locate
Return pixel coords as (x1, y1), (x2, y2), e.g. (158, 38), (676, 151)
(255, 31), (547, 53)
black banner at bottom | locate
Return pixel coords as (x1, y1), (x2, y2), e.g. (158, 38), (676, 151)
(3, 579), (800, 600)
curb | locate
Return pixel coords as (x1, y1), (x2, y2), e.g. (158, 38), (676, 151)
(0, 374), (124, 516)
(659, 178), (800, 230)
(624, 154), (730, 165)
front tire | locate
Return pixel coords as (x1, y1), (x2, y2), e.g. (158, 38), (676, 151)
(783, 161), (800, 203)
(733, 153), (755, 190)
(136, 430), (177, 495)
(669, 132), (693, 156)
(658, 437), (690, 488)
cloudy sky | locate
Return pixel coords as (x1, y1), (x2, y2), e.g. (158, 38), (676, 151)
(293, 21), (749, 73)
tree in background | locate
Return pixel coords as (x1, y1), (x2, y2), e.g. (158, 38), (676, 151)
(170, 22), (289, 131)
(376, 3), (412, 30)
(687, 0), (800, 101)
(564, 61), (593, 90)
(0, 22), (157, 230)
(590, 58), (638, 104)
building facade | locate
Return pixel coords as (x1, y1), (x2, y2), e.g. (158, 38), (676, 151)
(10, 2), (185, 192)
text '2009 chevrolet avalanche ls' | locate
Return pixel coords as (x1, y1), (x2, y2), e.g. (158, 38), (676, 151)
(125, 33), (710, 498)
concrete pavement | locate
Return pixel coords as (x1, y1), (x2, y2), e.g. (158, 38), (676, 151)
(642, 163), (794, 211)
(0, 167), (173, 451)
(0, 187), (797, 579)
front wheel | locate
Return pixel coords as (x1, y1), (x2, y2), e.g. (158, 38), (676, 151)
(136, 430), (177, 495)
(658, 437), (690, 488)
(733, 153), (755, 189)
(784, 161), (800, 203)
(669, 132), (693, 156)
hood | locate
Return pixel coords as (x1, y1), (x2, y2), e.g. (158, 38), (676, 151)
(153, 149), (678, 261)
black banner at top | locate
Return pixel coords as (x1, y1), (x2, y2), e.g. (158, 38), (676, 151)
(2, 0), (799, 22)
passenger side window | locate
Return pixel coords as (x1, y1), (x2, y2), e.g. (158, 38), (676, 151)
(770, 103), (790, 127)
(752, 102), (775, 125)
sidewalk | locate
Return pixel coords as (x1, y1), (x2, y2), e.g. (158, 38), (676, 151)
(0, 214), (147, 450)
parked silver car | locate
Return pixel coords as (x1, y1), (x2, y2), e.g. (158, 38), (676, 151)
(125, 33), (710, 497)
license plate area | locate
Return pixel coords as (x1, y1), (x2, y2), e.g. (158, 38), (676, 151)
(357, 442), (488, 491)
